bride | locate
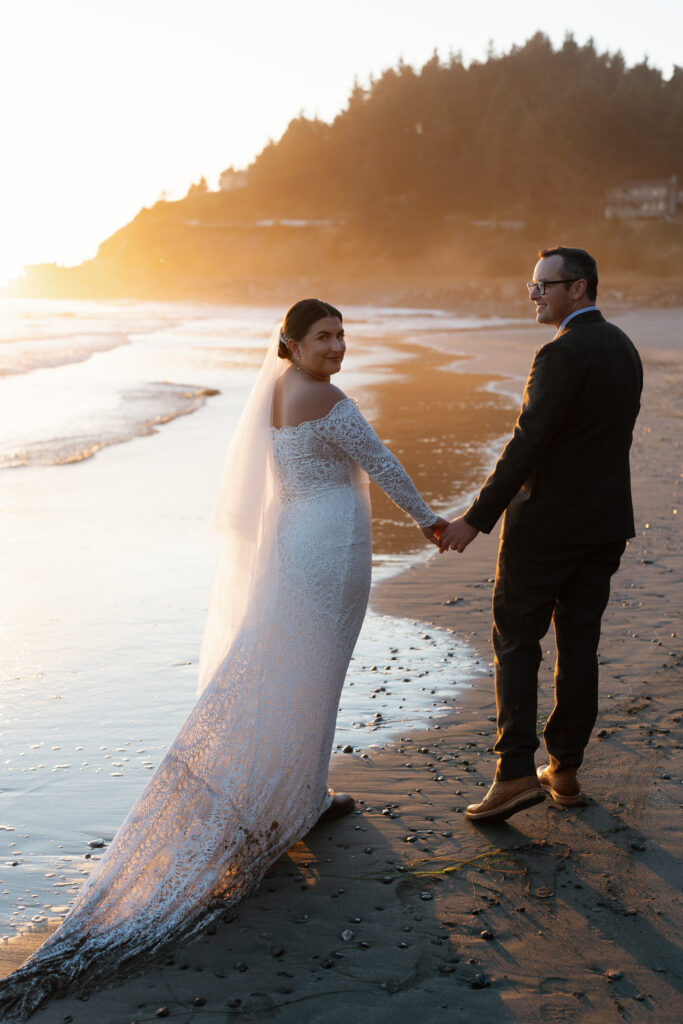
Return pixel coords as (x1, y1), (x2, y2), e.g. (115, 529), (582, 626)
(0, 299), (446, 1018)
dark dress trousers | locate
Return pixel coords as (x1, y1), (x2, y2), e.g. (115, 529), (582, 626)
(464, 310), (643, 780)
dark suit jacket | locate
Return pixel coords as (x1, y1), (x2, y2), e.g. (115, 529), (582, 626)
(465, 310), (643, 545)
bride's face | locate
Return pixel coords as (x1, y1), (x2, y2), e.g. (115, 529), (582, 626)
(292, 316), (346, 379)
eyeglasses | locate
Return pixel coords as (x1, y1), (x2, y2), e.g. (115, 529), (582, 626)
(526, 279), (579, 296)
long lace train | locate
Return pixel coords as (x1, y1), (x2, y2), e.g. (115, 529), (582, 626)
(0, 397), (436, 1019)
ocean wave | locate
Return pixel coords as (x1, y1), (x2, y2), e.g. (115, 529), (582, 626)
(0, 383), (219, 468)
(0, 332), (132, 377)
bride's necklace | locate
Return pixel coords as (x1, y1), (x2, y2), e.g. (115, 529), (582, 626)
(293, 363), (328, 383)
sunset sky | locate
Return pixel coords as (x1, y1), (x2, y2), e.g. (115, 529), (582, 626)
(1, 0), (681, 286)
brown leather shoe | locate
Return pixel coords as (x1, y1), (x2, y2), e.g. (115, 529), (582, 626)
(537, 764), (582, 805)
(317, 792), (355, 824)
(465, 776), (546, 823)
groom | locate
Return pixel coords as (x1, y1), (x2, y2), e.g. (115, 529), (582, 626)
(439, 246), (643, 822)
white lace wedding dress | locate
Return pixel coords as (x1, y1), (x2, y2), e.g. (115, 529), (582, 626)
(0, 396), (436, 1019)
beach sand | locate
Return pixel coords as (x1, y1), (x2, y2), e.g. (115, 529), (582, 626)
(11, 308), (683, 1023)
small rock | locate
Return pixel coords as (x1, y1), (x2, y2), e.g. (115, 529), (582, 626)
(439, 963), (456, 974)
(341, 929), (354, 942)
(360, 941), (370, 949)
(471, 973), (490, 989)
(605, 969), (623, 981)
(193, 996), (206, 1007)
(630, 842), (646, 852)
(87, 839), (105, 849)
(382, 875), (394, 885)
(480, 929), (494, 941)
(420, 891), (434, 901)
(271, 946), (285, 957)
(235, 961), (248, 972)
(597, 729), (608, 738)
(155, 1010), (169, 1020)
(342, 745), (354, 754)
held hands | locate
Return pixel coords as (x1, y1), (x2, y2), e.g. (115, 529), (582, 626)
(437, 515), (479, 554)
(421, 516), (450, 546)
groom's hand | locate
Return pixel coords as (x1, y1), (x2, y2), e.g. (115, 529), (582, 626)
(438, 515), (479, 553)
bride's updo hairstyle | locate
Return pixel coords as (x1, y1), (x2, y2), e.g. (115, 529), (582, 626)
(278, 299), (343, 361)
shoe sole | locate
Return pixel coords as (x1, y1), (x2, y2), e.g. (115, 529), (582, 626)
(465, 788), (546, 823)
(317, 800), (355, 824)
(539, 780), (582, 806)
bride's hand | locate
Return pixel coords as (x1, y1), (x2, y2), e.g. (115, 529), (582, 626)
(438, 515), (479, 553)
(421, 516), (449, 546)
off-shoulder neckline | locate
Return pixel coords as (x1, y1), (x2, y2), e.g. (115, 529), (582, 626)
(271, 396), (355, 433)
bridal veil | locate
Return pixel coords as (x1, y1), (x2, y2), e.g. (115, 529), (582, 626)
(198, 326), (287, 693)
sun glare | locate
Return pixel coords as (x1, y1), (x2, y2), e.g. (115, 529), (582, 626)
(0, 1), (680, 289)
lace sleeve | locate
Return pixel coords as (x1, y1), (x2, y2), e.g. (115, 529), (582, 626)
(313, 399), (438, 528)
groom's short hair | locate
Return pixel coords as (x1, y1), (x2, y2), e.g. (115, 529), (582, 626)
(540, 246), (598, 302)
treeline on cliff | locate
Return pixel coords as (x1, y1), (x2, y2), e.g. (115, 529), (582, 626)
(18, 32), (683, 304)
(245, 31), (682, 225)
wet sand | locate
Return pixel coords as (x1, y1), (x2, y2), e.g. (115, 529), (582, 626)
(7, 308), (683, 1022)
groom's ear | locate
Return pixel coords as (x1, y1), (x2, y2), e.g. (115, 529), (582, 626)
(571, 278), (588, 301)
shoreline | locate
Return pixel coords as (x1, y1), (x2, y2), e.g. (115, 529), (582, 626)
(7, 311), (683, 1022)
(5, 271), (683, 317)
